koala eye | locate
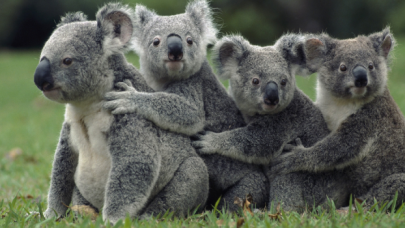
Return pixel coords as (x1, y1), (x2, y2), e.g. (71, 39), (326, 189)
(63, 58), (72, 66)
(186, 37), (193, 45)
(280, 79), (287, 86)
(339, 64), (347, 72)
(252, 78), (260, 85)
(368, 63), (374, 70)
(153, 38), (160, 46)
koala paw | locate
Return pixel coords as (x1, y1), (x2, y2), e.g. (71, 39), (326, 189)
(104, 80), (139, 115)
(269, 151), (302, 181)
(190, 131), (219, 155)
(43, 208), (58, 219)
(282, 138), (304, 152)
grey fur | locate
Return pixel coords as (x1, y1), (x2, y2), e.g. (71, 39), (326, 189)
(37, 3), (208, 224)
(270, 28), (405, 210)
(192, 35), (330, 208)
(57, 12), (88, 28)
(103, 0), (268, 212)
(193, 34), (329, 164)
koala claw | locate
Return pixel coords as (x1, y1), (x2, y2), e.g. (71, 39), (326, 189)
(190, 131), (206, 141)
(282, 137), (304, 152)
(43, 208), (59, 219)
(115, 80), (137, 92)
(268, 152), (297, 180)
(190, 131), (217, 155)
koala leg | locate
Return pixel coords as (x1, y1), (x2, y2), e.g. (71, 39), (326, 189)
(71, 186), (99, 213)
(358, 173), (405, 209)
(140, 156), (209, 218)
(219, 170), (269, 213)
(270, 172), (350, 212)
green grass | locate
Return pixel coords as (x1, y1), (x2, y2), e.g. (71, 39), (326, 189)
(1, 37), (405, 227)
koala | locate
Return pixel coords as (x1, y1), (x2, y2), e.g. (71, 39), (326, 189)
(103, 0), (268, 212)
(33, 4), (208, 224)
(270, 28), (405, 210)
(191, 34), (332, 207)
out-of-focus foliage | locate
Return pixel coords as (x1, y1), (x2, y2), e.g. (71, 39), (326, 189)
(0, 0), (404, 49)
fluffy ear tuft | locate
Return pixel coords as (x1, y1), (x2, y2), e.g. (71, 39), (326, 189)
(212, 35), (250, 79)
(57, 12), (87, 28)
(132, 4), (157, 54)
(134, 4), (156, 27)
(275, 33), (327, 76)
(302, 37), (327, 73)
(368, 27), (396, 60)
(186, 0), (218, 46)
(96, 3), (135, 53)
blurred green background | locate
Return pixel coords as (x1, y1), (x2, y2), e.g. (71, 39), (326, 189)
(1, 0), (405, 49)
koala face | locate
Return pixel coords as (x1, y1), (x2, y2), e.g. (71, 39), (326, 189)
(231, 49), (296, 115)
(318, 39), (389, 100)
(140, 15), (206, 80)
(35, 22), (109, 103)
(34, 4), (135, 104)
(304, 29), (394, 101)
(132, 0), (217, 83)
(213, 35), (308, 116)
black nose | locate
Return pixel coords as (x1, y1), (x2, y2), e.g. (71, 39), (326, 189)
(167, 34), (183, 61)
(264, 82), (279, 106)
(353, 65), (368, 88)
(34, 58), (53, 91)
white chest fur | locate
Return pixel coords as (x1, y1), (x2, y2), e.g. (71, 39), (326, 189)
(315, 83), (364, 132)
(65, 103), (113, 209)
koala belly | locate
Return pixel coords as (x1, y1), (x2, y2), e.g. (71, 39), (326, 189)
(67, 107), (114, 210)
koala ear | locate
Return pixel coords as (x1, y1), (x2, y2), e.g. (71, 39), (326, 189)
(186, 0), (218, 46)
(212, 35), (250, 79)
(276, 34), (326, 76)
(57, 12), (87, 28)
(368, 27), (395, 59)
(302, 37), (327, 73)
(96, 3), (135, 52)
(134, 4), (156, 28)
(132, 4), (157, 54)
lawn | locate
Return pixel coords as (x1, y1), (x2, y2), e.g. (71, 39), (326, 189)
(1, 37), (405, 227)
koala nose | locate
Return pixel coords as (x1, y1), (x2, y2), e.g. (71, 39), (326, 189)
(263, 82), (279, 106)
(353, 65), (368, 88)
(167, 34), (183, 61)
(34, 58), (54, 91)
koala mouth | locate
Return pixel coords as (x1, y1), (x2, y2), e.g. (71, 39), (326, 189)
(165, 60), (184, 72)
(350, 86), (367, 97)
(261, 103), (278, 113)
(42, 82), (54, 92)
(42, 83), (61, 99)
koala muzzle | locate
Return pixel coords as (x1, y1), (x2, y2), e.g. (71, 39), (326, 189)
(353, 65), (368, 88)
(264, 82), (279, 106)
(167, 35), (183, 61)
(34, 58), (54, 91)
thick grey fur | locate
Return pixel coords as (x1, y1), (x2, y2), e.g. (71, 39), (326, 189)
(39, 3), (208, 224)
(103, 0), (268, 212)
(270, 28), (405, 210)
(192, 34), (331, 208)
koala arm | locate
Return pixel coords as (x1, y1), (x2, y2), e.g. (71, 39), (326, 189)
(44, 123), (78, 218)
(104, 80), (205, 136)
(270, 114), (375, 177)
(191, 121), (290, 165)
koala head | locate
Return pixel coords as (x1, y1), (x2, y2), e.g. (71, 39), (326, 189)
(212, 34), (309, 116)
(303, 28), (395, 101)
(33, 3), (135, 104)
(132, 0), (218, 83)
